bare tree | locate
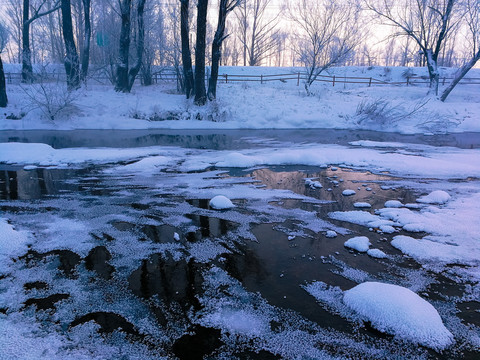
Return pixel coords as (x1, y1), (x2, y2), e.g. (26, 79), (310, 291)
(81, 0), (91, 81)
(61, 0), (81, 90)
(208, 0), (241, 100)
(365, 0), (459, 95)
(288, 0), (361, 95)
(194, 0), (208, 105)
(0, 23), (8, 107)
(22, 0), (61, 83)
(180, 0), (194, 98)
(5, 0), (24, 63)
(440, 0), (480, 101)
(115, 0), (147, 92)
(235, 0), (280, 66)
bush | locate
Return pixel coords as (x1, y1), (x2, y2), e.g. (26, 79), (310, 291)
(354, 98), (429, 127)
(21, 81), (79, 121)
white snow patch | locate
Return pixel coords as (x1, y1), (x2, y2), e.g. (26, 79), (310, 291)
(305, 178), (323, 189)
(325, 231), (337, 238)
(417, 190), (451, 204)
(384, 200), (403, 208)
(0, 219), (31, 273)
(367, 249), (387, 259)
(344, 236), (371, 252)
(342, 189), (356, 196)
(343, 282), (454, 350)
(209, 195), (235, 210)
(353, 202), (371, 208)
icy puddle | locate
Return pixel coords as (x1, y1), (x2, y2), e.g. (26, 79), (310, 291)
(1, 158), (479, 359)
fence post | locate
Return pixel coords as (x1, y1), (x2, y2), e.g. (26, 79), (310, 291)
(368, 77), (372, 87)
(297, 72), (300, 86)
(225, 74), (228, 83)
(261, 74), (263, 84)
(406, 77), (409, 86)
(333, 75), (335, 87)
(442, 77), (446, 85)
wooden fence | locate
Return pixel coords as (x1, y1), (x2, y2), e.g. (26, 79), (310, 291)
(5, 71), (480, 87)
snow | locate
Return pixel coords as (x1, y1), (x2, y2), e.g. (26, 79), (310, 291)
(416, 190), (451, 204)
(342, 190), (356, 196)
(0, 64), (479, 357)
(305, 178), (323, 188)
(353, 202), (371, 208)
(209, 195), (235, 210)
(0, 219), (31, 273)
(367, 248), (388, 259)
(391, 235), (479, 264)
(2, 65), (479, 134)
(384, 200), (403, 208)
(344, 236), (371, 252)
(343, 282), (454, 350)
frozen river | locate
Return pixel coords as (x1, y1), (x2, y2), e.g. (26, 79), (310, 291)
(0, 130), (479, 359)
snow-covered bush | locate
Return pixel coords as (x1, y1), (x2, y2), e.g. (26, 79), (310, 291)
(21, 82), (79, 121)
(20, 67), (79, 121)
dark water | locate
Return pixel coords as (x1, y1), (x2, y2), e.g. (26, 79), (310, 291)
(1, 129), (479, 149)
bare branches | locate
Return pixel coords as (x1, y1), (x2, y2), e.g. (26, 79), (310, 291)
(289, 0), (362, 94)
(235, 0), (281, 66)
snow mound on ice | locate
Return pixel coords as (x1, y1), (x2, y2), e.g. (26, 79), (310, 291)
(342, 189), (356, 196)
(353, 202), (371, 208)
(209, 195), (235, 210)
(367, 248), (387, 259)
(417, 190), (451, 204)
(384, 200), (403, 208)
(343, 282), (454, 350)
(344, 236), (370, 252)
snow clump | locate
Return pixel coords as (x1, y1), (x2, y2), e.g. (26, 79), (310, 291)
(354, 202), (371, 208)
(416, 190), (451, 204)
(343, 282), (454, 350)
(342, 189), (356, 196)
(325, 230), (337, 238)
(305, 179), (323, 188)
(367, 248), (387, 259)
(344, 236), (371, 252)
(384, 200), (403, 208)
(209, 195), (235, 210)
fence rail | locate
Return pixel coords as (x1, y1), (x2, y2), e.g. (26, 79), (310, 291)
(5, 71), (480, 87)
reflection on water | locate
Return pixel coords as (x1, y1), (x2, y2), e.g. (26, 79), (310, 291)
(0, 167), (94, 200)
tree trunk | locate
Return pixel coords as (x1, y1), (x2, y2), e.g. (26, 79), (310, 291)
(61, 0), (81, 90)
(126, 0), (146, 92)
(194, 0), (208, 106)
(180, 0), (194, 98)
(81, 0), (91, 81)
(115, 0), (132, 92)
(22, 0), (34, 83)
(440, 48), (480, 102)
(425, 49), (439, 95)
(208, 1), (228, 100)
(0, 56), (7, 108)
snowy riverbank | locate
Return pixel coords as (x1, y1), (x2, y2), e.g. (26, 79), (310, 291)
(2, 65), (480, 134)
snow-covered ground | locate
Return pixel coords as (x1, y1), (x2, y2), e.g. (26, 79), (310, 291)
(0, 65), (479, 359)
(1, 65), (480, 134)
